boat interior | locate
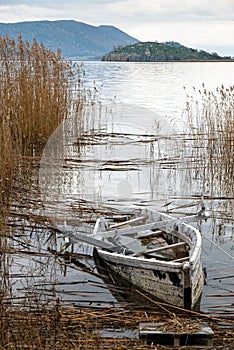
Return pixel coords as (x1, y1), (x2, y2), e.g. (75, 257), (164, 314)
(97, 209), (191, 262)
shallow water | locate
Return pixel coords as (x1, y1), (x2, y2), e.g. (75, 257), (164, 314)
(3, 61), (234, 318)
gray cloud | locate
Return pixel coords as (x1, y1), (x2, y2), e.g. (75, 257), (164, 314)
(0, 0), (233, 55)
(1, 0), (234, 21)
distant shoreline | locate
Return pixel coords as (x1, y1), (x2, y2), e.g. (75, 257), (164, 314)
(76, 58), (234, 62)
(98, 59), (234, 63)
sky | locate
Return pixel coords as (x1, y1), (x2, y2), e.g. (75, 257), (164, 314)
(0, 0), (234, 56)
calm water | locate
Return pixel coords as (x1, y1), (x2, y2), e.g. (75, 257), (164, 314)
(10, 62), (234, 317)
(83, 61), (234, 122)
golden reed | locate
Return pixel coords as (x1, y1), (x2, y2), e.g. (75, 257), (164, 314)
(0, 34), (84, 203)
(185, 84), (234, 195)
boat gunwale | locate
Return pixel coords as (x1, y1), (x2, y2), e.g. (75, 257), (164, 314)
(95, 248), (185, 271)
(181, 222), (201, 266)
(95, 208), (202, 271)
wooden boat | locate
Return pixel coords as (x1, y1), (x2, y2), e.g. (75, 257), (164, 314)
(90, 207), (206, 310)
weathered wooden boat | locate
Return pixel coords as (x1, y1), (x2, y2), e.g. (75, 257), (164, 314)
(90, 207), (206, 310)
(60, 205), (207, 310)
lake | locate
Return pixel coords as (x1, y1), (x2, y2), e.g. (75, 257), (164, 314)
(9, 61), (234, 318)
(83, 61), (234, 120)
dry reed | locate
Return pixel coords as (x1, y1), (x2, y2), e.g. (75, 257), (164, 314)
(185, 84), (234, 196)
(0, 304), (233, 349)
(0, 34), (84, 203)
(0, 35), (86, 348)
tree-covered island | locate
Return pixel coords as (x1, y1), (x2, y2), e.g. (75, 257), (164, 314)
(102, 41), (233, 62)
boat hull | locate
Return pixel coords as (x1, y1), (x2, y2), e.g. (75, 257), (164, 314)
(94, 247), (204, 310)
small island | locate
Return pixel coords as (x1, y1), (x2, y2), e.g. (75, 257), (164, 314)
(102, 41), (233, 62)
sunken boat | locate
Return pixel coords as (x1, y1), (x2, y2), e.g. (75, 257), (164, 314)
(91, 207), (206, 310)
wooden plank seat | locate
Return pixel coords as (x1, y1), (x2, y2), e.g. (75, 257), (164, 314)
(172, 256), (190, 262)
(141, 241), (187, 256)
(137, 229), (164, 239)
(108, 215), (147, 229)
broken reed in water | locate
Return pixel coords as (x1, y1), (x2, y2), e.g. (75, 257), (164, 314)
(1, 303), (234, 349)
(185, 84), (234, 196)
(0, 34), (85, 203)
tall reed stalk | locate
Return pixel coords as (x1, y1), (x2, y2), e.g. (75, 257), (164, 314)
(185, 84), (234, 195)
(0, 34), (84, 203)
(0, 35), (87, 347)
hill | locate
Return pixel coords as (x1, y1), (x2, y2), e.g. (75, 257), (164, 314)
(0, 20), (139, 60)
(102, 41), (227, 61)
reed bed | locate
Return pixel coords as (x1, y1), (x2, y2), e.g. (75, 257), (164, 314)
(0, 34), (85, 203)
(185, 84), (234, 196)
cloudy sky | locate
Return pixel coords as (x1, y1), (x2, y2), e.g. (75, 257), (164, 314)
(0, 0), (233, 55)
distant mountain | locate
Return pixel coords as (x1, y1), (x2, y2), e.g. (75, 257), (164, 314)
(0, 20), (139, 59)
(102, 41), (228, 61)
